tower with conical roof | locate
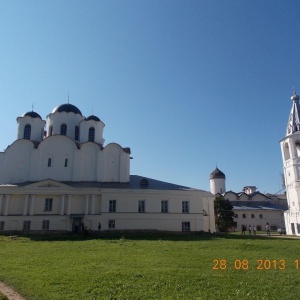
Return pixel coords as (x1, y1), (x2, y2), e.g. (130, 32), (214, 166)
(280, 92), (300, 235)
(210, 167), (226, 195)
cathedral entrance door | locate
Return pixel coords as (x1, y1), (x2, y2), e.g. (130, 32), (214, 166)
(72, 217), (82, 233)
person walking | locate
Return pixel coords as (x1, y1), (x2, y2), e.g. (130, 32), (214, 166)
(266, 223), (270, 236)
(253, 225), (256, 235)
(98, 222), (101, 232)
(248, 225), (252, 235)
(241, 225), (246, 235)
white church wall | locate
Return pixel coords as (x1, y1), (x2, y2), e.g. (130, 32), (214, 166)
(1, 140), (33, 183)
(102, 143), (130, 182)
(79, 119), (105, 145)
(46, 111), (83, 140)
(80, 143), (99, 181)
(17, 116), (46, 142)
(36, 136), (78, 181)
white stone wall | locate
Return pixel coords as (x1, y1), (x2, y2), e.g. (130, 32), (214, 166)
(234, 209), (285, 232)
(79, 119), (105, 145)
(17, 116), (46, 142)
(0, 181), (216, 233)
(0, 136), (130, 184)
(210, 178), (225, 195)
(46, 111), (84, 140)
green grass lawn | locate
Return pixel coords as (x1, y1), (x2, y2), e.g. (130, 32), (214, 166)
(0, 232), (299, 300)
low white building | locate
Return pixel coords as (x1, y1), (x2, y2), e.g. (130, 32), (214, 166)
(210, 168), (287, 232)
(0, 103), (215, 233)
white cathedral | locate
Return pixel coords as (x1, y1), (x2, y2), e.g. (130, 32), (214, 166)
(0, 103), (215, 233)
(280, 92), (300, 235)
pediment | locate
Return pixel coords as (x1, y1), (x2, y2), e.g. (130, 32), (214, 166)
(23, 179), (72, 189)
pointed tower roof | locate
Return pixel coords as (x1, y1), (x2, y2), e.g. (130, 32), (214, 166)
(210, 167), (226, 179)
(286, 92), (300, 136)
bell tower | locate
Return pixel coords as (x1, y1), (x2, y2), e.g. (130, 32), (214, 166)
(280, 92), (300, 235)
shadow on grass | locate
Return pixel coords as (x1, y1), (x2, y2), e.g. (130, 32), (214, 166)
(1, 231), (295, 242)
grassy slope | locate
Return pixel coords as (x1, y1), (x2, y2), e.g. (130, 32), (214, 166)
(0, 233), (299, 300)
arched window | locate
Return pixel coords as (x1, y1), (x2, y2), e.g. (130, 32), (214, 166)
(88, 127), (95, 142)
(24, 124), (31, 139)
(259, 214), (263, 219)
(251, 214), (255, 218)
(61, 124), (67, 135)
(242, 214), (246, 218)
(295, 141), (300, 157)
(75, 126), (79, 141)
(49, 126), (53, 136)
(284, 142), (291, 161)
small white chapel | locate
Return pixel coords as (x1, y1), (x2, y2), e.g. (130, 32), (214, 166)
(0, 103), (215, 233)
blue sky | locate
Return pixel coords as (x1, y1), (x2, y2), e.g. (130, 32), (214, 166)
(0, 0), (299, 193)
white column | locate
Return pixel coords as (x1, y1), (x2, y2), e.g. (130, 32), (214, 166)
(91, 195), (95, 215)
(0, 195), (3, 216)
(30, 195), (35, 216)
(67, 195), (72, 215)
(23, 195), (29, 216)
(60, 195), (65, 215)
(4, 195), (10, 216)
(85, 195), (89, 215)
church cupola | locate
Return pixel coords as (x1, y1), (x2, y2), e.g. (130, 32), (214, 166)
(286, 92), (300, 136)
(79, 115), (105, 145)
(209, 167), (226, 195)
(46, 103), (84, 140)
(17, 111), (46, 142)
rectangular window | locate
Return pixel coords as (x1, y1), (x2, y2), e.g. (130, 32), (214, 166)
(182, 222), (190, 232)
(23, 221), (31, 230)
(182, 201), (189, 213)
(44, 198), (53, 212)
(138, 200), (145, 213)
(161, 200), (168, 213)
(109, 200), (116, 213)
(0, 221), (4, 231)
(48, 158), (52, 167)
(108, 219), (115, 229)
(42, 220), (50, 230)
(64, 159), (68, 167)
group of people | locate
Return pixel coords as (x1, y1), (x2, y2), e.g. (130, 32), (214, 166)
(241, 223), (271, 236)
(241, 224), (257, 235)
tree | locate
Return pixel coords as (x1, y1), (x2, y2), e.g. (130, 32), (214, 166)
(214, 195), (237, 232)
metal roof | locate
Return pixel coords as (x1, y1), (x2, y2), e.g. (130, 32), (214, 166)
(231, 201), (287, 211)
(12, 175), (207, 192)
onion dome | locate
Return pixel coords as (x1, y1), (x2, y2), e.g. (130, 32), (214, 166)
(291, 91), (300, 102)
(52, 103), (82, 115)
(22, 111), (42, 119)
(210, 167), (226, 179)
(86, 115), (100, 122)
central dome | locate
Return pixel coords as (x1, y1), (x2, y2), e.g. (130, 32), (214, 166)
(52, 103), (82, 115)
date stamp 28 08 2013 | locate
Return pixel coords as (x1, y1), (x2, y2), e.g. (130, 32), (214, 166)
(213, 259), (300, 270)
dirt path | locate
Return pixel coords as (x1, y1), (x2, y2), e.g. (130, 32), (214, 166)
(0, 281), (26, 300)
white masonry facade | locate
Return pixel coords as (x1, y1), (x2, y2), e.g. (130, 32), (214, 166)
(0, 103), (215, 233)
(280, 92), (300, 235)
